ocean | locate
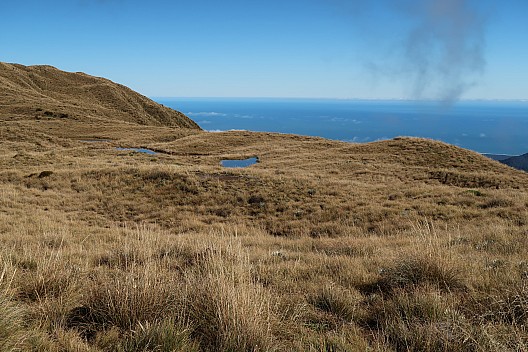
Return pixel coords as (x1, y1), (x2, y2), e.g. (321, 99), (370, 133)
(155, 98), (528, 156)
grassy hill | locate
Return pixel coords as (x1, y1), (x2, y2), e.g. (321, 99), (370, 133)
(1, 66), (527, 351)
(0, 62), (200, 129)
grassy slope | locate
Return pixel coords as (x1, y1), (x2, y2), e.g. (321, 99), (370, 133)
(1, 67), (528, 351)
(0, 62), (200, 129)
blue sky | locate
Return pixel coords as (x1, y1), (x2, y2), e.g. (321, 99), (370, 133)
(1, 0), (527, 100)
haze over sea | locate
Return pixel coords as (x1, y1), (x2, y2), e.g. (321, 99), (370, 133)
(157, 98), (528, 156)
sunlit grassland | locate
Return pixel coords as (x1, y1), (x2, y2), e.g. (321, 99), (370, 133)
(1, 123), (527, 351)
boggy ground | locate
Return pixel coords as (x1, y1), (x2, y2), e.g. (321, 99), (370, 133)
(1, 120), (528, 351)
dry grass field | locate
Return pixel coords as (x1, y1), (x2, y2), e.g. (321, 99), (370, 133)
(1, 63), (527, 351)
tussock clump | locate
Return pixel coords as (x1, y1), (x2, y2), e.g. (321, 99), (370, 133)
(430, 170), (506, 188)
(471, 282), (528, 326)
(159, 244), (241, 273)
(0, 294), (30, 351)
(479, 197), (515, 209)
(184, 246), (278, 352)
(363, 289), (474, 351)
(37, 170), (54, 178)
(15, 262), (76, 302)
(472, 233), (518, 255)
(94, 248), (146, 270)
(265, 219), (310, 237)
(309, 285), (362, 322)
(66, 267), (180, 338)
(309, 222), (345, 238)
(363, 256), (465, 294)
(120, 319), (198, 352)
(140, 169), (173, 183)
(248, 195), (266, 205)
(157, 244), (202, 269)
(298, 330), (371, 352)
(12, 258), (38, 272)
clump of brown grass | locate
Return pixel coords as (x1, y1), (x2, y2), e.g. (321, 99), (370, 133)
(183, 243), (279, 351)
(93, 248), (146, 270)
(0, 293), (28, 351)
(66, 265), (180, 339)
(309, 284), (362, 322)
(296, 327), (373, 352)
(469, 281), (528, 327)
(363, 288), (473, 351)
(461, 282), (528, 350)
(118, 319), (198, 352)
(364, 256), (465, 294)
(15, 263), (76, 302)
(479, 197), (515, 209)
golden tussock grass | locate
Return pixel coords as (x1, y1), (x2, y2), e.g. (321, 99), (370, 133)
(1, 64), (528, 350)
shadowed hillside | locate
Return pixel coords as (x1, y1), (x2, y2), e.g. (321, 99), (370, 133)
(0, 62), (200, 129)
(501, 153), (528, 172)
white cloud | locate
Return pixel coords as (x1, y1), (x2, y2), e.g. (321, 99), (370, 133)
(207, 129), (247, 133)
(328, 117), (362, 124)
(345, 136), (371, 143)
(234, 114), (255, 119)
(187, 112), (227, 117)
(330, 117), (349, 122)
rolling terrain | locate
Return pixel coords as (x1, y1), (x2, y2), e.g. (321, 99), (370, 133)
(1, 64), (527, 351)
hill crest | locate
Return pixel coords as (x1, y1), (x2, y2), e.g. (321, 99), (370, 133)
(0, 62), (200, 129)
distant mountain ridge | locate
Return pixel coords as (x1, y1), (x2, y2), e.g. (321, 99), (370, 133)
(500, 153), (528, 172)
(0, 62), (200, 129)
(484, 154), (516, 161)
(484, 153), (528, 172)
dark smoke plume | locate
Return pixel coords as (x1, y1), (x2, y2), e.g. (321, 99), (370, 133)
(398, 0), (487, 102)
(333, 0), (488, 102)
